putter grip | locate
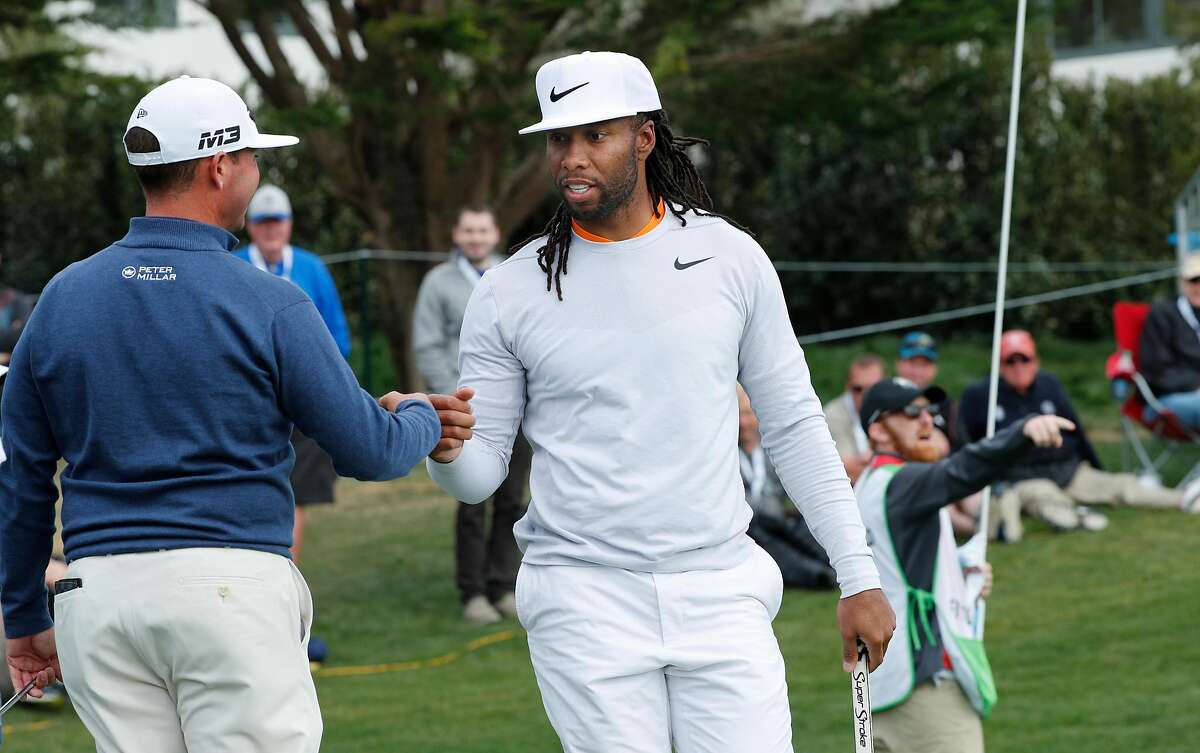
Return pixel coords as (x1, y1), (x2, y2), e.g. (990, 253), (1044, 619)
(851, 641), (874, 753)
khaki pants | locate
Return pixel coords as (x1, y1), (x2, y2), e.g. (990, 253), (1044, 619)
(874, 679), (984, 753)
(998, 463), (1182, 534)
(56, 548), (321, 753)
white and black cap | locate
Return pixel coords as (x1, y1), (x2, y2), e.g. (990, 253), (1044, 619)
(248, 185), (292, 222)
(124, 76), (298, 166)
(519, 51), (662, 135)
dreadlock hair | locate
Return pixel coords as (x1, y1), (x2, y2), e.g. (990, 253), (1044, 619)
(511, 110), (753, 301)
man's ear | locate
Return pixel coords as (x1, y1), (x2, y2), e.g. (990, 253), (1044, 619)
(635, 119), (656, 162)
(205, 152), (233, 191)
(866, 421), (889, 447)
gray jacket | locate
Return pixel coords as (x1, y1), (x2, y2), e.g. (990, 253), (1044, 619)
(412, 254), (486, 394)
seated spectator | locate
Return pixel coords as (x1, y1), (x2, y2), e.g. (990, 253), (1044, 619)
(823, 354), (885, 482)
(896, 332), (978, 536)
(960, 330), (1200, 539)
(738, 387), (835, 590)
(0, 258), (36, 366)
(1139, 254), (1200, 428)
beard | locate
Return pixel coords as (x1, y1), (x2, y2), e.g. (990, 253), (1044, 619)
(562, 146), (639, 222)
(883, 423), (941, 464)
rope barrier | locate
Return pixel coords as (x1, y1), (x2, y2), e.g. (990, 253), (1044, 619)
(319, 248), (1174, 274)
(313, 629), (521, 679)
(795, 267), (1178, 345)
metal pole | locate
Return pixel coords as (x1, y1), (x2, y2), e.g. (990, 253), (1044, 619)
(961, 0), (1028, 641)
(359, 255), (372, 395)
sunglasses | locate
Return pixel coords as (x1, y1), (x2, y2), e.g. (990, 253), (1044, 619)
(1003, 354), (1033, 366)
(1186, 276), (1200, 285)
(868, 402), (940, 425)
(849, 384), (872, 394)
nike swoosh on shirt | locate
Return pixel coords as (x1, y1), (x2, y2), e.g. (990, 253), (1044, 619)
(549, 82), (589, 102)
(674, 256), (714, 271)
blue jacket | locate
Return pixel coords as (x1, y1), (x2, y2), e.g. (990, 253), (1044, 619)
(0, 217), (439, 638)
(233, 245), (352, 357)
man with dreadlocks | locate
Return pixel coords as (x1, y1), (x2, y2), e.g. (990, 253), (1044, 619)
(426, 51), (894, 752)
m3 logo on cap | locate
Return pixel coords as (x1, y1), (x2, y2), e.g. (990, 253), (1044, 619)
(197, 125), (241, 150)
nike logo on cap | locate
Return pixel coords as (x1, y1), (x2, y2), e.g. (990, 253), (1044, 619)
(674, 257), (714, 271)
(550, 82), (589, 102)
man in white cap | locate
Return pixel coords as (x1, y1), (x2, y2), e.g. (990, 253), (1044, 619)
(426, 51), (894, 752)
(237, 184), (351, 563)
(0, 76), (441, 751)
(1140, 253), (1200, 429)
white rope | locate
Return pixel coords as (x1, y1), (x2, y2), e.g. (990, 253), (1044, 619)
(795, 267), (1176, 345)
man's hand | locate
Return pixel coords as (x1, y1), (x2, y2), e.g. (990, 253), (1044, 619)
(378, 391), (431, 412)
(7, 628), (60, 698)
(966, 562), (994, 599)
(428, 387), (476, 464)
(1022, 415), (1076, 448)
(836, 588), (895, 673)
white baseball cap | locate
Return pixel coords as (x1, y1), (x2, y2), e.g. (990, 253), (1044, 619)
(124, 76), (299, 166)
(1182, 253), (1200, 280)
(518, 51), (662, 135)
(248, 185), (292, 222)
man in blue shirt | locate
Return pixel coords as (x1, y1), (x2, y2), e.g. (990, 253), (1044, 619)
(0, 76), (441, 752)
(237, 185), (351, 563)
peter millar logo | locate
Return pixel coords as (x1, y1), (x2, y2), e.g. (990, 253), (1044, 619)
(122, 266), (176, 282)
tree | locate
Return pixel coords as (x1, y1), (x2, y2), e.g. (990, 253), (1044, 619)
(200, 0), (769, 388)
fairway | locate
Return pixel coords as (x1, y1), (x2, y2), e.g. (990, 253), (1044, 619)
(4, 464), (1197, 752)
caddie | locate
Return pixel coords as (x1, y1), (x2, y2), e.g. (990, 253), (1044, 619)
(855, 377), (1074, 753)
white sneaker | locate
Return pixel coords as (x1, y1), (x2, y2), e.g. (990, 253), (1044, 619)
(1181, 478), (1200, 513)
(463, 595), (502, 625)
(1075, 506), (1109, 532)
(493, 592), (518, 620)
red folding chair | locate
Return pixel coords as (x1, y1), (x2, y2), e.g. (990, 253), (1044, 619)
(1106, 302), (1200, 485)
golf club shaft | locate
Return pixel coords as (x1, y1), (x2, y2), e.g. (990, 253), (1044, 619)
(0, 680), (38, 716)
(851, 641), (874, 753)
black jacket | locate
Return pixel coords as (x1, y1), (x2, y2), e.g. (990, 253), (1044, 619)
(880, 419), (1032, 687)
(1139, 297), (1200, 397)
(958, 371), (1100, 488)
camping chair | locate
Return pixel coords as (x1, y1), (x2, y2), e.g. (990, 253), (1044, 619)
(1106, 302), (1200, 486)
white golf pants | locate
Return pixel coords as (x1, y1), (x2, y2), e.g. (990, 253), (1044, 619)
(516, 544), (793, 753)
(54, 548), (321, 753)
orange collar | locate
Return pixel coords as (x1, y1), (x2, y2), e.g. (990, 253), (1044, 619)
(572, 198), (665, 243)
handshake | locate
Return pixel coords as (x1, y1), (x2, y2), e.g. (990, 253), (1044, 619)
(378, 387), (476, 463)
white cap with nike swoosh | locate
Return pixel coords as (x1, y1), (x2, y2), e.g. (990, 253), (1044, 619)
(518, 51), (662, 135)
(124, 76), (299, 166)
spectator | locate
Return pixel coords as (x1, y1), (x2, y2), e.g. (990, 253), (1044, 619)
(896, 332), (960, 451)
(0, 259), (36, 366)
(823, 354), (886, 482)
(412, 204), (531, 625)
(738, 386), (835, 590)
(235, 184), (352, 563)
(857, 377), (1074, 753)
(960, 330), (1200, 538)
(1139, 254), (1200, 428)
(895, 332), (979, 536)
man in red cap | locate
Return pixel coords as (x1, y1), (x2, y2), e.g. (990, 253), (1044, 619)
(959, 330), (1200, 538)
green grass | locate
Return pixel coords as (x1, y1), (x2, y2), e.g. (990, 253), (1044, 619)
(5, 337), (1199, 751)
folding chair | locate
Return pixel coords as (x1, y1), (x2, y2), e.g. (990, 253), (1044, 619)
(1106, 302), (1200, 486)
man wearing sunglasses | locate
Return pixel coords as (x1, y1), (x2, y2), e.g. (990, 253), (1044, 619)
(1139, 254), (1200, 429)
(856, 377), (1074, 753)
(823, 354), (887, 483)
(960, 331), (1200, 537)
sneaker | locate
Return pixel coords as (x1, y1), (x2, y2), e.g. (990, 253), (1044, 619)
(1182, 478), (1200, 513)
(1075, 505), (1109, 532)
(19, 681), (67, 710)
(463, 595), (502, 625)
(1040, 503), (1081, 532)
(493, 592), (518, 620)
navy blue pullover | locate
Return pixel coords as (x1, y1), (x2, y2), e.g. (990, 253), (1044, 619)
(0, 217), (440, 637)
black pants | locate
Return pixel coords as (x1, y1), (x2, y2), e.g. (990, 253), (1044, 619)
(456, 433), (532, 603)
(747, 513), (837, 590)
